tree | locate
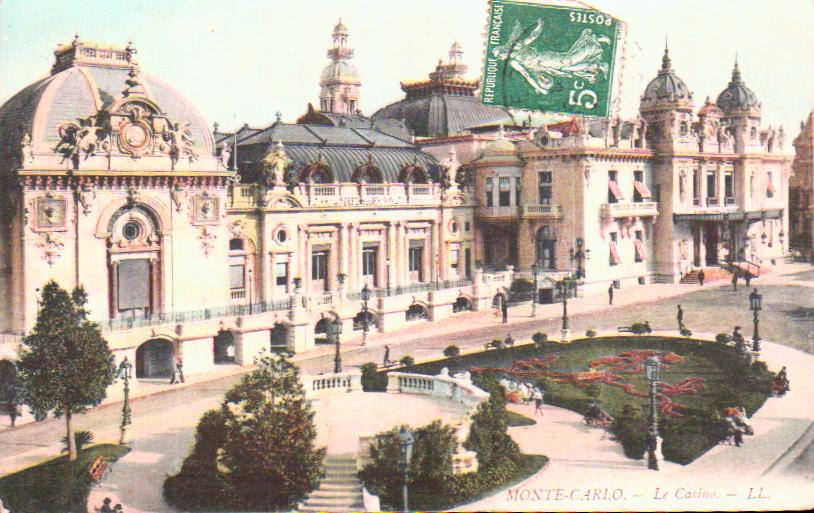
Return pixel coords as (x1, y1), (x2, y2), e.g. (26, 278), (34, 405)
(443, 345), (460, 359)
(17, 281), (114, 461)
(464, 386), (519, 470)
(219, 353), (325, 510)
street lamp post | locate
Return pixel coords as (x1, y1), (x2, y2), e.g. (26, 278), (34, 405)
(361, 283), (371, 346)
(557, 275), (573, 341)
(117, 356), (133, 445)
(644, 355), (661, 471)
(531, 262), (539, 317)
(331, 318), (343, 374)
(569, 238), (590, 280)
(749, 288), (762, 355)
(398, 427), (415, 512)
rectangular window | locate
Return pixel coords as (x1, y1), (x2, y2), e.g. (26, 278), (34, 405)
(362, 248), (377, 283)
(724, 171), (734, 203)
(230, 264), (245, 290)
(767, 172), (775, 197)
(609, 232), (620, 265)
(634, 230), (645, 262)
(692, 172), (699, 205)
(633, 170), (650, 203)
(311, 252), (328, 281)
(408, 245), (423, 282)
(450, 248), (459, 272)
(706, 171), (716, 198)
(118, 258), (150, 316)
(538, 171), (552, 205)
(275, 262), (288, 287)
(485, 178), (494, 207)
(608, 171), (622, 204)
(515, 177), (521, 206)
(499, 177), (511, 207)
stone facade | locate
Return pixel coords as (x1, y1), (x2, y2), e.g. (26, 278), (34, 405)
(791, 111), (814, 258)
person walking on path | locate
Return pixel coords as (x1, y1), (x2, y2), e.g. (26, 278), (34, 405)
(698, 269), (705, 287)
(501, 300), (508, 324)
(607, 284), (614, 305)
(532, 388), (544, 416)
(745, 272), (752, 288)
(676, 304), (684, 330)
(732, 272), (739, 291)
(170, 357), (185, 385)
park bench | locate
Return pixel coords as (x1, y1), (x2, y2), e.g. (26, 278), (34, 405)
(484, 340), (503, 351)
(617, 326), (635, 333)
(88, 455), (108, 481)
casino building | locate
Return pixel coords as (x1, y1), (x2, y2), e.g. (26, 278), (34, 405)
(0, 22), (792, 409)
(790, 110), (814, 259)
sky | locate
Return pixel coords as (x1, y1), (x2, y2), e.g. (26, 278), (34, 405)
(1, 0), (812, 137)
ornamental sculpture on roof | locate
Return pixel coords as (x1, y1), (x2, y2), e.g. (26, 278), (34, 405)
(261, 141), (291, 187)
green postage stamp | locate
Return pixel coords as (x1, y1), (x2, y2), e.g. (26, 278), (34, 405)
(482, 0), (624, 118)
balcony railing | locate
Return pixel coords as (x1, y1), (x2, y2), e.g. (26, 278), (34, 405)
(231, 183), (443, 209)
(520, 204), (563, 219)
(725, 197), (736, 206)
(230, 289), (246, 299)
(346, 279), (473, 301)
(706, 197), (719, 207)
(102, 298), (293, 332)
(476, 206), (519, 219)
(601, 201), (659, 219)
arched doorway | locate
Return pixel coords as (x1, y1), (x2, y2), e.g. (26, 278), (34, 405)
(452, 297), (472, 313)
(0, 360), (17, 417)
(314, 318), (331, 345)
(536, 226), (557, 270)
(214, 331), (236, 364)
(405, 304), (429, 322)
(270, 323), (289, 351)
(135, 339), (175, 379)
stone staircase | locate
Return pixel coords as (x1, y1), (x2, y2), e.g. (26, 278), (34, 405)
(680, 267), (733, 285)
(299, 454), (365, 512)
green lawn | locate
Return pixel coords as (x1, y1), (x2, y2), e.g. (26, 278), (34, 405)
(0, 444), (130, 513)
(506, 410), (537, 427)
(402, 336), (774, 464)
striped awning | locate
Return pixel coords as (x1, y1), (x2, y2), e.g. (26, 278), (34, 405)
(633, 239), (647, 260)
(767, 180), (776, 194)
(633, 180), (652, 198)
(609, 240), (621, 264)
(608, 180), (624, 200)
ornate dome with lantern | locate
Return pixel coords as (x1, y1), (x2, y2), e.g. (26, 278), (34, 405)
(0, 37), (219, 174)
(640, 47), (694, 113)
(716, 61), (761, 117)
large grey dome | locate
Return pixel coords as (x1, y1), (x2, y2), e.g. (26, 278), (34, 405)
(640, 48), (693, 112)
(716, 63), (761, 115)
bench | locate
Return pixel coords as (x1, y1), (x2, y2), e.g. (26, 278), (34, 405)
(88, 455), (108, 481)
(617, 326), (635, 333)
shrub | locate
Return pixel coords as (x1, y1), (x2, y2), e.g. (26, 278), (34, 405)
(464, 387), (520, 470)
(360, 362), (387, 392)
(532, 332), (548, 349)
(680, 327), (693, 337)
(585, 329), (597, 338)
(610, 403), (646, 459)
(660, 408), (730, 465)
(630, 322), (652, 335)
(443, 345), (461, 358)
(715, 333), (731, 344)
(60, 430), (94, 454)
(585, 383), (601, 403)
(400, 355), (415, 367)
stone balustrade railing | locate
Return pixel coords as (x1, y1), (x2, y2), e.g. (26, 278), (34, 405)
(301, 369), (362, 397)
(231, 183), (444, 210)
(385, 370), (490, 413)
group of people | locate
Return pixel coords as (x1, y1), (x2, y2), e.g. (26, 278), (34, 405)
(97, 497), (124, 513)
(731, 270), (753, 291)
(500, 379), (545, 416)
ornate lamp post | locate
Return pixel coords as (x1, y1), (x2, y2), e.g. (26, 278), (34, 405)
(117, 356), (133, 445)
(330, 317), (343, 373)
(749, 288), (762, 354)
(557, 274), (574, 341)
(361, 283), (371, 346)
(398, 426), (415, 512)
(644, 355), (661, 471)
(569, 238), (590, 279)
(531, 262), (539, 317)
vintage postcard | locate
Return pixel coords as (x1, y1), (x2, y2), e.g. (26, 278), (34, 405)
(0, 0), (813, 511)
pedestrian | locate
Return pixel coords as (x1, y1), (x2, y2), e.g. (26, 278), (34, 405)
(731, 271), (738, 291)
(698, 269), (705, 287)
(532, 388), (544, 416)
(8, 401), (17, 428)
(501, 300), (508, 324)
(176, 357), (185, 384)
(99, 497), (114, 513)
(608, 284), (614, 305)
(383, 345), (391, 366)
(676, 304), (684, 330)
(504, 333), (514, 347)
(113, 504), (124, 513)
(744, 272), (752, 288)
(732, 326), (744, 345)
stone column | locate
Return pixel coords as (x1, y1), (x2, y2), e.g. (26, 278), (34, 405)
(386, 222), (396, 290)
(109, 260), (119, 319)
(349, 223), (358, 290)
(430, 221), (438, 283)
(259, 212), (272, 302)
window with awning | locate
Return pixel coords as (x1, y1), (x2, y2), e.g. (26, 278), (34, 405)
(608, 180), (624, 201)
(634, 239), (647, 261)
(609, 239), (621, 265)
(766, 174), (776, 197)
(633, 180), (651, 199)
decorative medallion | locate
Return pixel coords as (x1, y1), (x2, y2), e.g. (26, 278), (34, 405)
(117, 119), (152, 157)
(35, 196), (67, 230)
(192, 194), (219, 224)
(198, 226), (217, 256)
